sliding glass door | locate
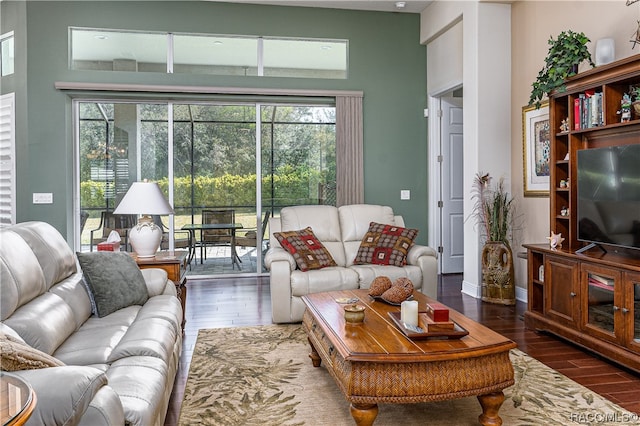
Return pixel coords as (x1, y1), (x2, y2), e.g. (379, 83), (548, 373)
(76, 98), (335, 276)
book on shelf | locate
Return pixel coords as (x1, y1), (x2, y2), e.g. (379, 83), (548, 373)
(575, 90), (604, 130)
(588, 274), (614, 290)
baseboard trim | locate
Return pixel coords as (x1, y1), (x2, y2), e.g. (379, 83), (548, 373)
(461, 280), (480, 298)
(461, 280), (528, 303)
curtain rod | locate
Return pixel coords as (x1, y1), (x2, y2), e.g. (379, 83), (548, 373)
(54, 82), (363, 98)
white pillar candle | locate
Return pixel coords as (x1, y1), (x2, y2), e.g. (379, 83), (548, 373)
(401, 300), (419, 327)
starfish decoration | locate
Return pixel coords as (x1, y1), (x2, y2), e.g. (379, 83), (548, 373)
(547, 232), (565, 249)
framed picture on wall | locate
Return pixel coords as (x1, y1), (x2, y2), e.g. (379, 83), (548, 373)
(522, 101), (550, 197)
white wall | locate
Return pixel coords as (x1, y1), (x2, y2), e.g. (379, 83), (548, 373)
(427, 19), (463, 95)
(422, 1), (512, 298)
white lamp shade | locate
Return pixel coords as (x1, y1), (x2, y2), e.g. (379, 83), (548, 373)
(113, 181), (174, 215)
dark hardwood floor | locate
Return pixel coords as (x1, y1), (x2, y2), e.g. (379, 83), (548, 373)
(164, 274), (640, 425)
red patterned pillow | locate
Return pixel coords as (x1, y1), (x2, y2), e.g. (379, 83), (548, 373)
(353, 222), (418, 266)
(274, 227), (337, 272)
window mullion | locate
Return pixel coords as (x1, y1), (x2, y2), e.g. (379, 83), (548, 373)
(257, 37), (264, 77)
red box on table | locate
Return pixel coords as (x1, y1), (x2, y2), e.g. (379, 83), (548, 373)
(97, 242), (120, 252)
(426, 302), (449, 322)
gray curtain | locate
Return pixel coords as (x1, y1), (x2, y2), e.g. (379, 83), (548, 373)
(336, 94), (364, 206)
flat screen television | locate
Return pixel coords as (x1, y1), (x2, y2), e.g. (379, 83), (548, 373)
(577, 144), (640, 253)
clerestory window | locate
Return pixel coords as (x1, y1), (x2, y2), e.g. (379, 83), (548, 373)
(70, 28), (348, 79)
(1, 32), (14, 76)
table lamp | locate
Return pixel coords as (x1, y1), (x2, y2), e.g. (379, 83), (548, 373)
(113, 180), (174, 258)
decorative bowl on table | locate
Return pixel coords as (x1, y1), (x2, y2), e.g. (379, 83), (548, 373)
(369, 276), (414, 305)
(344, 304), (366, 324)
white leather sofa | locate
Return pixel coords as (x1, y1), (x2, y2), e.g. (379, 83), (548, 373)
(0, 221), (182, 426)
(265, 204), (438, 323)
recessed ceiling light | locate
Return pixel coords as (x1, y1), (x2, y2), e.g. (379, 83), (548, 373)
(94, 35), (109, 40)
(321, 45), (332, 50)
(213, 41), (223, 45)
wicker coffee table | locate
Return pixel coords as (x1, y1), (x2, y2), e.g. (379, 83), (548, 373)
(301, 289), (516, 426)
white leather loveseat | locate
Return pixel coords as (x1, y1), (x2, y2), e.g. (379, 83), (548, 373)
(0, 221), (182, 426)
(265, 204), (438, 323)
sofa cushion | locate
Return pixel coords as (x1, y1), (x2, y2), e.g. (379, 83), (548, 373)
(53, 306), (138, 365)
(3, 292), (77, 355)
(278, 205), (347, 266)
(338, 204), (397, 242)
(48, 273), (94, 328)
(11, 221), (78, 290)
(107, 316), (178, 363)
(290, 267), (360, 297)
(77, 252), (149, 318)
(0, 230), (48, 320)
(274, 227), (337, 271)
(0, 332), (65, 371)
(354, 222), (418, 266)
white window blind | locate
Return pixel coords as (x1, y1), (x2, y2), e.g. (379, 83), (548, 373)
(0, 93), (16, 226)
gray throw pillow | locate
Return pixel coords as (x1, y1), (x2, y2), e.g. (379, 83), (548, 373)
(76, 252), (149, 318)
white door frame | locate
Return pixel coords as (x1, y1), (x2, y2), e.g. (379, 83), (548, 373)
(427, 83), (463, 276)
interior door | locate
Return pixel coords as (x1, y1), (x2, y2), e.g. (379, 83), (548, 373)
(440, 95), (464, 274)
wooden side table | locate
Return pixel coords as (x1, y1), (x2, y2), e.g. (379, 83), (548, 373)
(1, 373), (36, 426)
(132, 250), (188, 330)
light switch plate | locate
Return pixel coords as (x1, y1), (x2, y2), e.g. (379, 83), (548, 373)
(33, 193), (53, 204)
(400, 190), (410, 200)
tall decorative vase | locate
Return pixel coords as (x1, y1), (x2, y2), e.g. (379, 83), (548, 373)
(481, 241), (515, 305)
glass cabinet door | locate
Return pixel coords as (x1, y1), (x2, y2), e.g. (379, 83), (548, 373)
(627, 273), (640, 351)
(587, 271), (616, 333)
(582, 265), (621, 342)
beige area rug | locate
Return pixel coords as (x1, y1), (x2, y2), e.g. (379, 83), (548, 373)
(179, 325), (637, 425)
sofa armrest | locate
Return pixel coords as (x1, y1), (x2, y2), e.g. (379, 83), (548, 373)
(11, 366), (121, 426)
(140, 268), (176, 297)
(264, 247), (296, 270)
(406, 244), (437, 264)
(407, 244), (438, 299)
(264, 247), (296, 323)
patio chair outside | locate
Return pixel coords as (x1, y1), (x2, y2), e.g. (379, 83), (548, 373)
(200, 209), (235, 262)
(152, 215), (192, 253)
(89, 212), (137, 251)
(235, 210), (271, 252)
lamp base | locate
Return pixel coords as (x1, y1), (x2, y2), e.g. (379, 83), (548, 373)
(129, 216), (162, 258)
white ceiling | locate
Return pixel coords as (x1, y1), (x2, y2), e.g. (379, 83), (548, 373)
(205, 0), (433, 14)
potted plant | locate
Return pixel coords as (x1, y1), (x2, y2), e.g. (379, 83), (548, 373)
(528, 30), (596, 109)
(472, 172), (517, 305)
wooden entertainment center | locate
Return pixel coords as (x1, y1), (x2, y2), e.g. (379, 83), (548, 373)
(524, 54), (640, 373)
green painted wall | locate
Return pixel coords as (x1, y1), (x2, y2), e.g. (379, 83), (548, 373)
(13, 1), (428, 243)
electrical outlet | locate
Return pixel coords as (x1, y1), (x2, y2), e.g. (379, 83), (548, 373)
(33, 193), (53, 204)
(400, 190), (410, 200)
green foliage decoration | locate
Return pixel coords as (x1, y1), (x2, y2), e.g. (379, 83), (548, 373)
(471, 172), (516, 246)
(529, 30), (596, 109)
